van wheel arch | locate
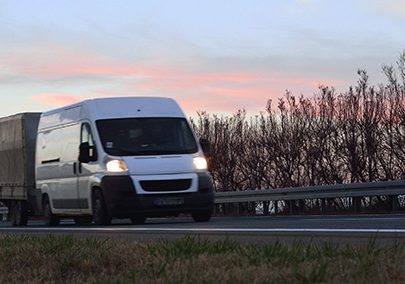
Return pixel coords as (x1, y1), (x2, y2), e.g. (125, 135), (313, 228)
(42, 194), (60, 226)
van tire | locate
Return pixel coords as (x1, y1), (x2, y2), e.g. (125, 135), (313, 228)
(10, 200), (28, 226)
(74, 216), (93, 225)
(130, 215), (146, 225)
(43, 196), (60, 226)
(191, 209), (212, 222)
(92, 190), (111, 225)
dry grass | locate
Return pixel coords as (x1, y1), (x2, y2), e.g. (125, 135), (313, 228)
(0, 235), (404, 283)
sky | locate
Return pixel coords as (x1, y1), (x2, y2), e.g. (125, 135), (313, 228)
(0, 0), (405, 117)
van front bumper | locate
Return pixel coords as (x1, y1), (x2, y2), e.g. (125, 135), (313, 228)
(100, 173), (214, 217)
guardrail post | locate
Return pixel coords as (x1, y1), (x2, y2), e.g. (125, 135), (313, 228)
(353, 197), (361, 213)
(298, 200), (305, 213)
(390, 195), (399, 212)
(289, 200), (294, 214)
(321, 198), (326, 213)
(274, 201), (278, 214)
(263, 201), (269, 215)
(214, 204), (220, 216)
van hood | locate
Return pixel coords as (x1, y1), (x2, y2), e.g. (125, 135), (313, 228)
(122, 155), (196, 175)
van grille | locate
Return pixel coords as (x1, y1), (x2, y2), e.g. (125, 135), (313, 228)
(140, 179), (192, 192)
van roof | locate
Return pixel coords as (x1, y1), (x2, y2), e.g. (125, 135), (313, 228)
(39, 97), (186, 129)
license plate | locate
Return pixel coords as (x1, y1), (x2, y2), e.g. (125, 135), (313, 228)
(154, 197), (184, 206)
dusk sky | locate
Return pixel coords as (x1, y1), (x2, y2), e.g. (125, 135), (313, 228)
(1, 0), (405, 116)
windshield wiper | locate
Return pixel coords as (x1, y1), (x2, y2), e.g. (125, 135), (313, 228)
(134, 149), (192, 155)
(107, 147), (140, 155)
(107, 147), (196, 156)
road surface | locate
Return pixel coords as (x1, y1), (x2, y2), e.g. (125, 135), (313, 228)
(1, 214), (405, 244)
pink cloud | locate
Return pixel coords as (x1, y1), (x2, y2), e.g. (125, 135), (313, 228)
(124, 70), (264, 93)
(32, 93), (82, 106)
(129, 69), (338, 95)
(277, 77), (338, 89)
(3, 46), (265, 87)
(205, 87), (276, 98)
(4, 44), (342, 115)
(177, 94), (268, 114)
(74, 65), (170, 78)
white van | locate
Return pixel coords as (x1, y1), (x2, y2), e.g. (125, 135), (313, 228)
(35, 97), (214, 225)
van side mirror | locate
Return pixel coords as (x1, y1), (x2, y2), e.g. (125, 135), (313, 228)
(199, 139), (211, 156)
(79, 142), (98, 163)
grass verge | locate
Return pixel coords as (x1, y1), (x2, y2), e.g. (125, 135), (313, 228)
(0, 235), (404, 283)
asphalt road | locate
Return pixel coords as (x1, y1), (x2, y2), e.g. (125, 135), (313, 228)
(2, 215), (405, 244)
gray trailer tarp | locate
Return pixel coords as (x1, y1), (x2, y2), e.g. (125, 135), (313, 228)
(0, 113), (41, 201)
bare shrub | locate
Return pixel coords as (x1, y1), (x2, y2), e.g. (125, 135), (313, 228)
(191, 52), (405, 213)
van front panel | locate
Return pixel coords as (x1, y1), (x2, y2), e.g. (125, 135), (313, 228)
(100, 172), (213, 217)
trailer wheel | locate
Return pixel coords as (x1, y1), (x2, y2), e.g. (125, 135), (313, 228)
(10, 200), (28, 226)
(43, 196), (60, 226)
(191, 209), (212, 222)
(92, 190), (111, 225)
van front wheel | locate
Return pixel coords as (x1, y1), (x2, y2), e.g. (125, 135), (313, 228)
(191, 209), (212, 222)
(74, 216), (93, 225)
(92, 190), (111, 225)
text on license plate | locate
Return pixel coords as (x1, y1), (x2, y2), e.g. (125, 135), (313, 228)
(154, 198), (184, 206)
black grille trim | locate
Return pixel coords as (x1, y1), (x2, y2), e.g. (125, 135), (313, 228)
(140, 179), (192, 192)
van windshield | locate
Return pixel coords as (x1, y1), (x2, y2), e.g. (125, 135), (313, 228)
(96, 118), (198, 156)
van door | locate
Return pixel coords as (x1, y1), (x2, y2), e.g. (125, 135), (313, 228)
(57, 123), (81, 212)
(77, 122), (98, 213)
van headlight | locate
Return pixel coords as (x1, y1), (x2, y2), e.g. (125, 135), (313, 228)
(106, 159), (128, 172)
(193, 156), (208, 170)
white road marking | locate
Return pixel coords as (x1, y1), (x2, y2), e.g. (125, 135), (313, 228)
(297, 217), (405, 222)
(1, 227), (405, 234)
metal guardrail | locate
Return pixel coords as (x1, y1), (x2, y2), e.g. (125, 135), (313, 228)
(214, 180), (405, 204)
(1, 181), (403, 220)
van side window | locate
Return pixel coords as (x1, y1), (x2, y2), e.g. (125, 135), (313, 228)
(38, 124), (81, 164)
(81, 123), (98, 161)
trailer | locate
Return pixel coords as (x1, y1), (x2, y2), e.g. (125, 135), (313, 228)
(0, 113), (42, 225)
